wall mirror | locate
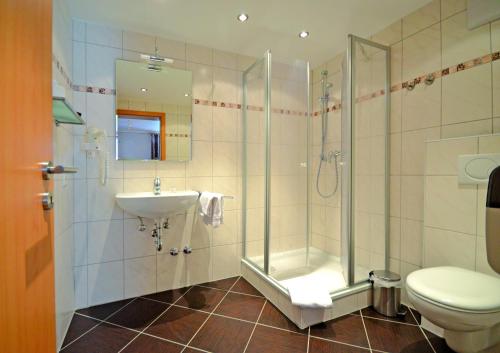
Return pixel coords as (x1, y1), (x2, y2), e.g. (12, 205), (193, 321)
(115, 59), (192, 161)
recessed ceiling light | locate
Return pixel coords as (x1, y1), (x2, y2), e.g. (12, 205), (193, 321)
(237, 13), (249, 22)
(298, 31), (309, 39)
(184, 93), (189, 97)
(140, 87), (148, 92)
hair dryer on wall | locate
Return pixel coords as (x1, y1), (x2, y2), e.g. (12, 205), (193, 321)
(82, 127), (108, 186)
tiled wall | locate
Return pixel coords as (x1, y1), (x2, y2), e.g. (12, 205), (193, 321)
(424, 134), (500, 278)
(52, 0), (75, 348)
(71, 20), (256, 308)
(312, 0), (500, 300)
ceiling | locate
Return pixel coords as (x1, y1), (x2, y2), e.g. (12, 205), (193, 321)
(66, 0), (430, 66)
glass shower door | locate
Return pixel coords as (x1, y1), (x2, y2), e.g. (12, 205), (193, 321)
(345, 35), (390, 284)
(242, 51), (271, 273)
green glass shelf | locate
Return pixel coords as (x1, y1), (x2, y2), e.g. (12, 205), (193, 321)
(53, 97), (85, 125)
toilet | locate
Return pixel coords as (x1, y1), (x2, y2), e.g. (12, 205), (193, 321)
(406, 266), (500, 353)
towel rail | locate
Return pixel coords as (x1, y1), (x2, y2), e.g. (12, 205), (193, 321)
(195, 191), (234, 200)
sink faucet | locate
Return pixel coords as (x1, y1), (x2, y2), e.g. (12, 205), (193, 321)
(153, 177), (161, 195)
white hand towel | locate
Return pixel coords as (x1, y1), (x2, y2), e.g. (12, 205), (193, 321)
(286, 279), (333, 309)
(198, 192), (224, 227)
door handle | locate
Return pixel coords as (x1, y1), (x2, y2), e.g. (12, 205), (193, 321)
(41, 192), (54, 210)
(41, 161), (78, 180)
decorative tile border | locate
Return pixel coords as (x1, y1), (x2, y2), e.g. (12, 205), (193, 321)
(166, 133), (190, 138)
(391, 51), (500, 93)
(73, 84), (116, 95)
(57, 50), (499, 118)
(52, 54), (72, 88)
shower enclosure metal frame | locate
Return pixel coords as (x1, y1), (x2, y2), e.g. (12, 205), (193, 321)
(242, 35), (391, 299)
(241, 50), (273, 275)
(344, 34), (391, 285)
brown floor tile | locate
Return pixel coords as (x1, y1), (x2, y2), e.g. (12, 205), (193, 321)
(364, 317), (434, 353)
(189, 315), (254, 353)
(309, 337), (370, 353)
(142, 287), (191, 304)
(60, 322), (136, 353)
(258, 302), (306, 334)
(215, 292), (266, 322)
(76, 298), (132, 320)
(423, 329), (457, 353)
(310, 314), (369, 348)
(183, 348), (205, 353)
(61, 315), (100, 348)
(361, 305), (418, 325)
(107, 298), (169, 331)
(120, 334), (184, 353)
(230, 277), (263, 296)
(245, 325), (307, 353)
(199, 276), (239, 290)
(410, 307), (422, 324)
(145, 306), (209, 344)
(176, 285), (226, 312)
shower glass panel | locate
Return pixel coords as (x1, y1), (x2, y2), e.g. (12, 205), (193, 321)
(242, 52), (270, 272)
(348, 35), (390, 283)
(268, 61), (309, 280)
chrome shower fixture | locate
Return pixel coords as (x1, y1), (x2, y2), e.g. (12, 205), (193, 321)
(316, 70), (341, 198)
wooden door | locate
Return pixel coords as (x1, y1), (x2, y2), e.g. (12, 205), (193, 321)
(0, 0), (56, 352)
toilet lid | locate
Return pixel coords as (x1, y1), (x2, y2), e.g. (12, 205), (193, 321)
(406, 267), (500, 312)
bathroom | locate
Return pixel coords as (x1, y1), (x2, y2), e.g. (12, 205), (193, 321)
(2, 0), (500, 352)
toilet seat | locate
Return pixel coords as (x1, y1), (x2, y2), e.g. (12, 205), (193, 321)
(406, 267), (500, 314)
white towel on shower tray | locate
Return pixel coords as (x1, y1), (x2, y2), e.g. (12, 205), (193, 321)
(286, 280), (333, 309)
(198, 192), (224, 227)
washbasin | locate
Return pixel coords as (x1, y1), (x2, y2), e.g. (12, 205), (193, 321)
(115, 191), (199, 219)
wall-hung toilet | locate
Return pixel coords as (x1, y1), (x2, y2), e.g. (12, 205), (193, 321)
(406, 267), (500, 353)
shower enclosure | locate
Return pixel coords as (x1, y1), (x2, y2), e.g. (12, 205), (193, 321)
(242, 35), (390, 300)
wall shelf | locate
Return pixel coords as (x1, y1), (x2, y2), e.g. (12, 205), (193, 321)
(52, 96), (85, 126)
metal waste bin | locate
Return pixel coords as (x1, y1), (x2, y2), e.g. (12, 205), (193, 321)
(369, 270), (407, 317)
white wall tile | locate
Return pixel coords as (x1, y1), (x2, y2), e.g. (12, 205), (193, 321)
(402, 0), (440, 38)
(87, 178), (124, 221)
(74, 222), (88, 266)
(87, 220), (124, 264)
(156, 37), (186, 60)
(402, 23), (441, 81)
(87, 261), (124, 306)
(442, 64), (492, 125)
(185, 247), (212, 284)
(423, 227), (476, 269)
(441, 119), (493, 139)
(124, 256), (156, 297)
(74, 266), (88, 309)
(72, 41), (86, 86)
(212, 244), (241, 280)
(86, 22), (122, 48)
(86, 93), (116, 136)
(124, 218), (156, 258)
(86, 44), (121, 88)
(187, 44), (213, 65)
(123, 31), (155, 53)
(441, 0), (466, 20)
(157, 253), (186, 291)
(72, 19), (86, 42)
(442, 12), (490, 68)
(424, 176), (477, 234)
(425, 137), (478, 176)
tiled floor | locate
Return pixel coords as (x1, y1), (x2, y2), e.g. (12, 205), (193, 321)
(60, 276), (455, 353)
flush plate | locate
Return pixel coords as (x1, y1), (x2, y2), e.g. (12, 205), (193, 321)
(458, 153), (500, 184)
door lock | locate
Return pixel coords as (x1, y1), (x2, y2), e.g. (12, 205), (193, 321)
(41, 192), (54, 210)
